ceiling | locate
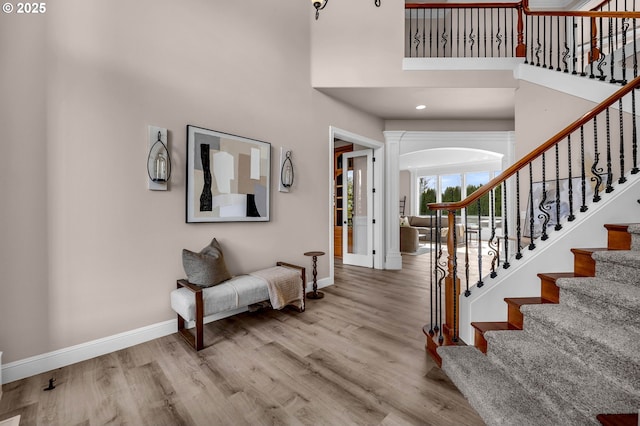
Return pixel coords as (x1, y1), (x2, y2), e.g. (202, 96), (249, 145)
(319, 86), (516, 120)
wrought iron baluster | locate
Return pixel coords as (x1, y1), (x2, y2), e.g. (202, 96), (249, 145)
(477, 7), (481, 58)
(572, 17), (578, 75)
(580, 126), (588, 212)
(528, 163), (536, 250)
(536, 16), (542, 66)
(555, 143), (562, 231)
(469, 9), (476, 58)
(567, 134), (576, 221)
(450, 7), (453, 57)
(524, 14), (529, 64)
(451, 210), (459, 343)
(476, 198), (484, 287)
(409, 9), (413, 58)
(619, 98), (627, 184)
(632, 86), (639, 174)
(590, 17), (596, 79)
(581, 17), (587, 76)
(547, 16), (553, 69)
(484, 8), (488, 57)
(539, 153), (551, 241)
(597, 17), (606, 81)
(516, 171), (523, 259)
(436, 8), (440, 57)
(610, 18), (616, 83)
(592, 116), (604, 202)
(632, 0), (637, 79)
(490, 8), (495, 57)
(429, 211), (435, 335)
(502, 182), (510, 269)
(422, 9), (424, 58)
(621, 18), (629, 84)
(430, 9), (434, 57)
(556, 16), (561, 71)
(606, 107), (614, 193)
(436, 212), (446, 343)
(464, 208), (470, 297)
(441, 9), (448, 57)
(496, 8), (502, 57)
(563, 17), (570, 73)
(464, 9), (467, 58)
(456, 9), (461, 57)
(413, 12), (420, 57)
(488, 188), (498, 277)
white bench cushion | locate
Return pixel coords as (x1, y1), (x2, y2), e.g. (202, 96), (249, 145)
(171, 274), (269, 322)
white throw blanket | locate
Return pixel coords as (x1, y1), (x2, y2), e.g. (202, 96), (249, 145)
(250, 266), (304, 310)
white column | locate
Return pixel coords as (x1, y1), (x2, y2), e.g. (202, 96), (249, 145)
(384, 131), (403, 270)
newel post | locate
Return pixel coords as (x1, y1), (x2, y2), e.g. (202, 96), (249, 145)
(516, 4), (527, 57)
(444, 209), (460, 342)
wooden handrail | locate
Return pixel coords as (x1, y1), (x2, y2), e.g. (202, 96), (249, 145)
(406, 1), (640, 18)
(406, 2), (520, 9)
(429, 74), (640, 211)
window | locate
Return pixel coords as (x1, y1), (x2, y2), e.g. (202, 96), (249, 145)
(416, 170), (502, 228)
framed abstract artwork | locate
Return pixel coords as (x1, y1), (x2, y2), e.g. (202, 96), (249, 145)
(186, 125), (271, 223)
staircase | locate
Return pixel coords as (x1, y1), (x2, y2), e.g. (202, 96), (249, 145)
(438, 223), (640, 425)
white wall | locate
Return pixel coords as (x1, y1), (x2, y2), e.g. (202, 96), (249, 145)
(0, 0), (383, 365)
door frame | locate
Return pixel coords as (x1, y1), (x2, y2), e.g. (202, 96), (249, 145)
(329, 127), (384, 281)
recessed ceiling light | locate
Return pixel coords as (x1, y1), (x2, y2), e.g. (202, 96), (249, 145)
(416, 105), (426, 110)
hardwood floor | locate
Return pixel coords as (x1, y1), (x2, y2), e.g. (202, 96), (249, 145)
(0, 255), (484, 425)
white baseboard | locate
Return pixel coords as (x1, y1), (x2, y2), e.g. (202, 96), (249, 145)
(2, 277), (334, 384)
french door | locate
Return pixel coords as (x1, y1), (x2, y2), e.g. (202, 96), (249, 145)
(342, 149), (374, 268)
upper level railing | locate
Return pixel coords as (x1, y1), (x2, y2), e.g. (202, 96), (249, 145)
(406, 1), (640, 84)
(425, 74), (640, 349)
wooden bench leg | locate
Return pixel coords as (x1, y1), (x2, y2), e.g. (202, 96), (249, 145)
(176, 280), (204, 351)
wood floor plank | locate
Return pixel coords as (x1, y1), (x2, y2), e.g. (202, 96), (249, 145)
(0, 255), (484, 425)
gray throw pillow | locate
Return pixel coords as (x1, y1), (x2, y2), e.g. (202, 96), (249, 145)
(182, 238), (232, 287)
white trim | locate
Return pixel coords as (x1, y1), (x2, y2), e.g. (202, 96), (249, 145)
(2, 278), (331, 384)
(2, 320), (177, 384)
(403, 57), (524, 71)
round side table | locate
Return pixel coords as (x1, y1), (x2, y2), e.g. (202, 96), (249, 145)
(304, 251), (325, 299)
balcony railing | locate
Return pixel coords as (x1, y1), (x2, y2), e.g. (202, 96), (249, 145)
(406, 1), (640, 84)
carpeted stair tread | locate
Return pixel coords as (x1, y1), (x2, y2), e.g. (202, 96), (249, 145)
(555, 276), (640, 325)
(484, 329), (640, 423)
(592, 250), (640, 286)
(437, 345), (560, 426)
(520, 303), (640, 393)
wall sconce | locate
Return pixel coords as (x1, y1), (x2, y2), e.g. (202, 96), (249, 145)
(147, 126), (171, 191)
(279, 147), (294, 192)
(312, 0), (380, 20)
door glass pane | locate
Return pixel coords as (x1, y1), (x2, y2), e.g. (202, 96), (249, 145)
(346, 156), (368, 255)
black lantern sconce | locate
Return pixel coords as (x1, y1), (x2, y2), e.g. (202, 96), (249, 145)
(312, 0), (380, 20)
(147, 126), (171, 191)
(279, 148), (294, 192)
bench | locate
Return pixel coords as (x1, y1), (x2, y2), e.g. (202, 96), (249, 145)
(171, 261), (306, 350)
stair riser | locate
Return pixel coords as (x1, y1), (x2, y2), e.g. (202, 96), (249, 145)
(522, 314), (640, 394)
(631, 231), (640, 251)
(559, 288), (640, 327)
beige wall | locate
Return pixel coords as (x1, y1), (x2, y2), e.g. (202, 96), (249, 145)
(0, 0), (383, 364)
(514, 81), (596, 159)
